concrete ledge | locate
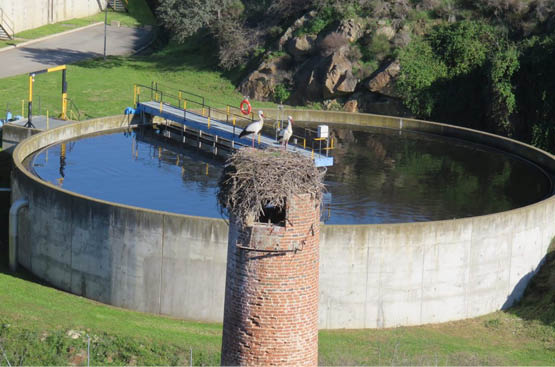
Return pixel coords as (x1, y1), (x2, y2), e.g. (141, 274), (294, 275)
(11, 112), (555, 328)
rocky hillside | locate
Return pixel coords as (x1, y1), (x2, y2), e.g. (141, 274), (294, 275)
(239, 14), (408, 116)
(155, 0), (555, 153)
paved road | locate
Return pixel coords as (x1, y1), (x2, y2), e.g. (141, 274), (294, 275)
(0, 24), (152, 78)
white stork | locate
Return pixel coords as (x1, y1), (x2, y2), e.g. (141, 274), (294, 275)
(239, 110), (265, 147)
(278, 115), (293, 149)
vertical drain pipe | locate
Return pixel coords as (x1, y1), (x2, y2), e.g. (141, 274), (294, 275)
(9, 199), (28, 272)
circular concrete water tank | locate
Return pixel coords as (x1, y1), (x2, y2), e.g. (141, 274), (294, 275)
(11, 113), (555, 329)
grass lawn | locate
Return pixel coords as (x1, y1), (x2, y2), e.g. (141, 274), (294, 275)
(0, 0), (154, 50)
(0, 37), (277, 121)
(0, 245), (553, 365)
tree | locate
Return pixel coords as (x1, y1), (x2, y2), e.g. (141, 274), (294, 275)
(485, 45), (519, 135)
(396, 38), (447, 116)
(515, 35), (555, 153)
(156, 0), (231, 43)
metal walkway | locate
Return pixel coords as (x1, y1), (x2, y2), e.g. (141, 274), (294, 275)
(134, 89), (334, 167)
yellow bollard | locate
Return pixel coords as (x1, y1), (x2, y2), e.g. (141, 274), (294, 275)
(158, 146), (161, 159)
(311, 149), (314, 159)
(303, 138), (306, 149)
(21, 100), (24, 116)
(160, 101), (163, 114)
(202, 108), (206, 116)
(205, 163), (208, 176)
(183, 100), (187, 110)
(233, 117), (236, 126)
(258, 134), (261, 144)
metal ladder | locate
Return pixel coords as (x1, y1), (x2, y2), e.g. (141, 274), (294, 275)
(0, 8), (14, 40)
(108, 0), (128, 12)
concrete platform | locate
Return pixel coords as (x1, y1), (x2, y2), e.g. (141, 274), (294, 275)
(1, 115), (74, 152)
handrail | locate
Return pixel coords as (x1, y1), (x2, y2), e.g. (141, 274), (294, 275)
(134, 83), (334, 158)
(135, 83), (253, 128)
(0, 8), (15, 39)
(66, 98), (82, 121)
(151, 81), (205, 107)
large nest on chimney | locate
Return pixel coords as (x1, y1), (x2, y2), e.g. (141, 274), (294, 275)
(217, 147), (326, 223)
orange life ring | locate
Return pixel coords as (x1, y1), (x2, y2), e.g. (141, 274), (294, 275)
(240, 99), (252, 115)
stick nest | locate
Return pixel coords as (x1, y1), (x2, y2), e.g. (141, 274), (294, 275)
(217, 148), (326, 223)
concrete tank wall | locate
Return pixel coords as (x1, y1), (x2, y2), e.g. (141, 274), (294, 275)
(0, 0), (106, 34)
(11, 113), (555, 329)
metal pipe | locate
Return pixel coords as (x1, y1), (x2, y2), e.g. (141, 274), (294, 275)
(9, 198), (28, 272)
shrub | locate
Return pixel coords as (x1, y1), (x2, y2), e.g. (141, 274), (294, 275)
(428, 20), (495, 77)
(396, 37), (448, 116)
(213, 19), (259, 70)
(273, 84), (291, 104)
(366, 33), (393, 61)
(319, 32), (349, 55)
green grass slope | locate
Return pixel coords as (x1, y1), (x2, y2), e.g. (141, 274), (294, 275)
(0, 39), (276, 121)
(0, 242), (553, 365)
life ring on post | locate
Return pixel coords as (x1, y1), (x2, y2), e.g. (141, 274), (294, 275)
(240, 98), (252, 115)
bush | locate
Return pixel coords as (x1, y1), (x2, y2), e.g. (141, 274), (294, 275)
(273, 84), (291, 104)
(428, 20), (495, 76)
(212, 19), (259, 70)
(364, 33), (393, 62)
(396, 37), (447, 116)
(319, 32), (349, 55)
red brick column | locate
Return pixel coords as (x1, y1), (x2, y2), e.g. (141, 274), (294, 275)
(221, 193), (320, 366)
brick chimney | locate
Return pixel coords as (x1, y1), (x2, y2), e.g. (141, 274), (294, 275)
(221, 192), (320, 366)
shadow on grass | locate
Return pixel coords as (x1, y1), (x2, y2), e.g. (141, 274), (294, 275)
(77, 31), (249, 86)
(506, 237), (555, 328)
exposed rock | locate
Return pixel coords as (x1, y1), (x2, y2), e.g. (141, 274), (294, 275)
(343, 91), (411, 116)
(322, 99), (342, 110)
(278, 11), (317, 51)
(290, 56), (322, 103)
(286, 34), (317, 61)
(322, 52), (358, 99)
(376, 25), (396, 40)
(291, 50), (358, 103)
(362, 59), (400, 97)
(343, 98), (358, 113)
(336, 19), (363, 43)
(238, 55), (293, 101)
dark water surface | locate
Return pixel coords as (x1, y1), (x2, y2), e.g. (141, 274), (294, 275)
(29, 126), (552, 224)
